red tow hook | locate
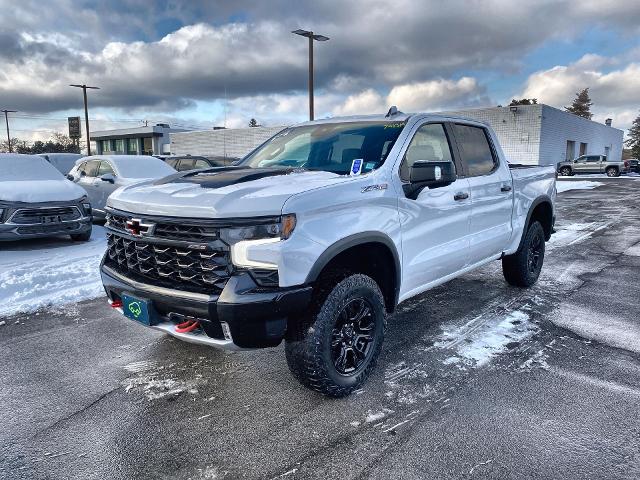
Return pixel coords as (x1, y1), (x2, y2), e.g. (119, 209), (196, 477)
(111, 300), (123, 308)
(175, 319), (200, 334)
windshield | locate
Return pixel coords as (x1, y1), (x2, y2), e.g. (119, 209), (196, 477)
(113, 157), (176, 178)
(241, 121), (406, 174)
(0, 154), (64, 181)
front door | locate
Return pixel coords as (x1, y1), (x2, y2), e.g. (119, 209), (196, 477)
(76, 160), (101, 207)
(397, 122), (471, 299)
(451, 123), (514, 263)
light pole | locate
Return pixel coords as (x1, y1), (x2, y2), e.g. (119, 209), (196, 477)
(292, 29), (329, 121)
(1, 109), (17, 152)
(69, 84), (100, 155)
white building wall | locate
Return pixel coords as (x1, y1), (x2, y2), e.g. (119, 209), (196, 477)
(538, 104), (623, 165)
(170, 126), (285, 158)
(442, 105), (542, 165)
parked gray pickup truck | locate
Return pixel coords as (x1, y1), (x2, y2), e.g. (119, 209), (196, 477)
(557, 155), (624, 177)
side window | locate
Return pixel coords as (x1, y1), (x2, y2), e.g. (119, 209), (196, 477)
(84, 160), (100, 177)
(179, 159), (195, 171)
(400, 123), (453, 182)
(97, 161), (114, 176)
(76, 162), (87, 176)
(194, 159), (209, 169)
(586, 156), (600, 163)
(165, 159), (178, 168)
(453, 124), (497, 177)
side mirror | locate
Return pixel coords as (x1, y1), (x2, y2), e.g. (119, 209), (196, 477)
(404, 161), (456, 199)
(66, 174), (75, 181)
(100, 173), (116, 184)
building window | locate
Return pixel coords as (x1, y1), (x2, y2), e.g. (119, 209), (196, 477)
(142, 137), (153, 155)
(566, 140), (576, 161)
(604, 146), (610, 159)
(579, 142), (587, 156)
(127, 138), (138, 154)
(114, 139), (125, 152)
(101, 139), (111, 152)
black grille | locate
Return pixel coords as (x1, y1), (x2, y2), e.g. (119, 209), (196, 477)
(106, 212), (220, 243)
(17, 222), (81, 235)
(105, 233), (232, 295)
(11, 206), (81, 225)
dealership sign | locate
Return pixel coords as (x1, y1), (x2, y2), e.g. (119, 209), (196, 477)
(68, 116), (81, 138)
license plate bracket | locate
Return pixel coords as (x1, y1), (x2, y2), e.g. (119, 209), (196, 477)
(121, 294), (156, 326)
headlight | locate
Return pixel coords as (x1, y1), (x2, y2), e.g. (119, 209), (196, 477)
(226, 214), (296, 271)
(219, 214), (296, 245)
(0, 208), (5, 223)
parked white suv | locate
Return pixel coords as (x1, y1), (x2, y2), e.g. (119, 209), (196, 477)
(100, 110), (556, 396)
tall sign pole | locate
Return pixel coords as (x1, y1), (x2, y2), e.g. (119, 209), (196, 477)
(1, 109), (17, 152)
(69, 84), (100, 155)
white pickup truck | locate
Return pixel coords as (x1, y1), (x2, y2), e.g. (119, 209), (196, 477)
(100, 110), (556, 396)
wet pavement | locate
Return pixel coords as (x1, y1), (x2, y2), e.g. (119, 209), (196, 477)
(1, 179), (639, 479)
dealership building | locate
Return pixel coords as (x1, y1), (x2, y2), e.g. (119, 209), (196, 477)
(167, 104), (622, 166)
(90, 124), (188, 156)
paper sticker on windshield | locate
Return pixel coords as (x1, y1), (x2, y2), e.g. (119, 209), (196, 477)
(350, 159), (363, 176)
(435, 166), (442, 181)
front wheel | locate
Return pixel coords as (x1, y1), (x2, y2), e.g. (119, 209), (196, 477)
(502, 221), (545, 287)
(285, 273), (386, 397)
(559, 166), (572, 176)
(605, 167), (619, 177)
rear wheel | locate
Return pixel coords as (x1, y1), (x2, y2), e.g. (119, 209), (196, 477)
(559, 166), (572, 176)
(605, 166), (619, 177)
(502, 221), (545, 287)
(285, 273), (386, 397)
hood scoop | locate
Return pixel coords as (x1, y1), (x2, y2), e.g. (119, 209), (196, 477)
(154, 166), (295, 189)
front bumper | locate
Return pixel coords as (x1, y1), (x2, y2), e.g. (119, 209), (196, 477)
(101, 264), (313, 350)
(0, 200), (92, 241)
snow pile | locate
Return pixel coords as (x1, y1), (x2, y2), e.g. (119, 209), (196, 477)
(556, 180), (602, 193)
(436, 310), (537, 367)
(0, 226), (107, 317)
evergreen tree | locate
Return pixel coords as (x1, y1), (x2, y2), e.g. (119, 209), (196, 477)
(565, 88), (593, 119)
(248, 118), (259, 127)
(625, 111), (640, 159)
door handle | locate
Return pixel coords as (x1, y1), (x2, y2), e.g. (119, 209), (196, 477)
(454, 192), (469, 201)
(501, 185), (512, 192)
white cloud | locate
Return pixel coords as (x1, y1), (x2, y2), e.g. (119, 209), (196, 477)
(518, 53), (640, 130)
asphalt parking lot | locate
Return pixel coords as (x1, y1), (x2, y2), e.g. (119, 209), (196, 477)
(1, 179), (639, 480)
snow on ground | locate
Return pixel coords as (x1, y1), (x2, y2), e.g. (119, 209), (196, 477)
(435, 310), (538, 367)
(0, 226), (107, 318)
(547, 220), (613, 248)
(556, 180), (603, 193)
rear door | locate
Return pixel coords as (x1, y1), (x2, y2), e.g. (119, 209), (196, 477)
(585, 155), (602, 173)
(451, 123), (514, 264)
(178, 159), (195, 171)
(397, 122), (471, 296)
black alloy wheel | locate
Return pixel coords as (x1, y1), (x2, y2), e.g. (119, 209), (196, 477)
(330, 297), (376, 375)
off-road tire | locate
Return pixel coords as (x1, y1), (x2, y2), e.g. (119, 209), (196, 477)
(502, 221), (545, 287)
(559, 166), (572, 176)
(70, 227), (92, 242)
(285, 273), (386, 397)
(605, 166), (619, 177)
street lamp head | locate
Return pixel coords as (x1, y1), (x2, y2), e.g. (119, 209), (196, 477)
(292, 29), (330, 41)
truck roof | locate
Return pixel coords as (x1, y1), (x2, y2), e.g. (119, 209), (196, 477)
(295, 112), (490, 128)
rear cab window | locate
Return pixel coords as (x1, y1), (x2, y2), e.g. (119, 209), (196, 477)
(452, 124), (498, 177)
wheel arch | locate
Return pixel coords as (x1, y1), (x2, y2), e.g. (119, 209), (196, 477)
(519, 196), (554, 249)
(305, 232), (401, 312)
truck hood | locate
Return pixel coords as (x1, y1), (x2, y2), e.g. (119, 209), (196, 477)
(107, 167), (351, 218)
(0, 179), (87, 203)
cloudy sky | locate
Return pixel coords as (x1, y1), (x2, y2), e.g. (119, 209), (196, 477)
(1, 0), (639, 140)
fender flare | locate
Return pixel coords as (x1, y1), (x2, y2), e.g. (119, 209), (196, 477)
(305, 232), (402, 306)
(517, 195), (554, 250)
